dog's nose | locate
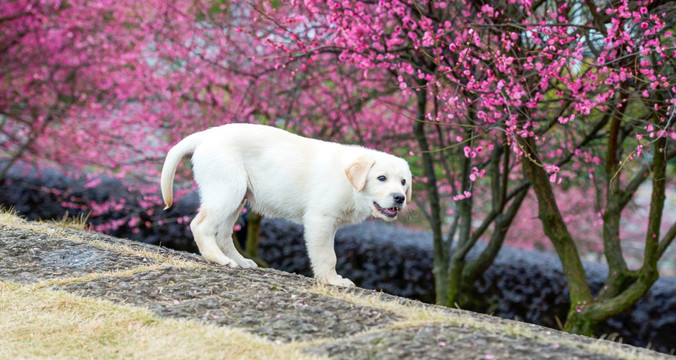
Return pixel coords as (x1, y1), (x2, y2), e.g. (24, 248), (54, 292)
(393, 193), (405, 204)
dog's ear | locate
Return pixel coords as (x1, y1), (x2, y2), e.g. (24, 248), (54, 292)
(345, 158), (375, 192)
(405, 182), (412, 205)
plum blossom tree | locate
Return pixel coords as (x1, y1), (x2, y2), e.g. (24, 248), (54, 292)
(512, 0), (676, 333)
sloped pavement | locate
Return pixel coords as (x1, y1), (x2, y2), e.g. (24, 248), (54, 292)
(0, 219), (672, 360)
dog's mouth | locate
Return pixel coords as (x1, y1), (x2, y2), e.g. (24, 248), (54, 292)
(373, 202), (399, 218)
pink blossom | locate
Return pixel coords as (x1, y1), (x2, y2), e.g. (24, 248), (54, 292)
(481, 4), (494, 16)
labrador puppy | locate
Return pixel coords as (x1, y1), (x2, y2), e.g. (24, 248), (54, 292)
(161, 123), (412, 287)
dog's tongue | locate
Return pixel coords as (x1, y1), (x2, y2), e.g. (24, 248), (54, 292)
(383, 207), (397, 216)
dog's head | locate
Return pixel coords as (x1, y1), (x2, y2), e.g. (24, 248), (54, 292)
(345, 153), (412, 221)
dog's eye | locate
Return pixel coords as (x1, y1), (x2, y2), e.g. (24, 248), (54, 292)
(377, 176), (387, 182)
(401, 179), (406, 186)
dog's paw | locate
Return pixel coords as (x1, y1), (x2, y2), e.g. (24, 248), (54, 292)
(220, 258), (239, 267)
(327, 275), (355, 288)
(205, 254), (239, 267)
(238, 258), (258, 269)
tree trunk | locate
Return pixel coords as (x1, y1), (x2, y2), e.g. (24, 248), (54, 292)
(444, 132), (474, 307)
(518, 136), (594, 331)
(411, 80), (446, 304)
(563, 312), (596, 336)
(244, 212), (268, 267)
(599, 92), (634, 300)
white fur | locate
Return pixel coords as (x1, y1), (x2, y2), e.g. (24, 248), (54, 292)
(161, 123), (412, 287)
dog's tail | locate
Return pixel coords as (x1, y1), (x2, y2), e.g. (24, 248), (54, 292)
(160, 132), (204, 210)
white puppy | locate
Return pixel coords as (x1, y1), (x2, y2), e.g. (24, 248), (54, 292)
(161, 123), (412, 287)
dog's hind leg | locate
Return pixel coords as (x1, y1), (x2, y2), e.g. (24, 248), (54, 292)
(190, 150), (256, 268)
(214, 200), (257, 269)
(190, 209), (238, 267)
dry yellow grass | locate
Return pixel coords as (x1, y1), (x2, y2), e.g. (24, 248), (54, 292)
(0, 281), (322, 360)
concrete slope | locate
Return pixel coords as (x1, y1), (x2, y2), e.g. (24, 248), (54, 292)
(0, 213), (671, 360)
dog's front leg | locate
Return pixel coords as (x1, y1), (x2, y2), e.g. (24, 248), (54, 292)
(303, 215), (355, 287)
